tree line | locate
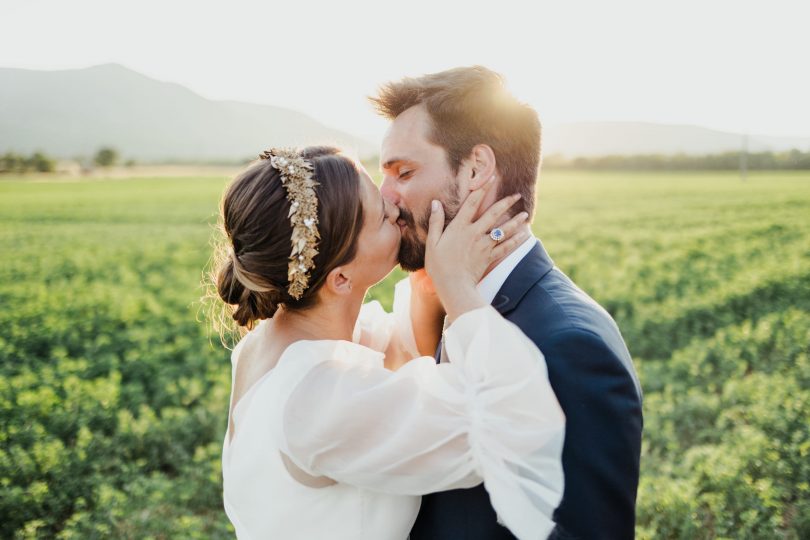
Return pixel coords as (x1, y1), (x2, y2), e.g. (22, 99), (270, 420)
(0, 147), (122, 174)
(4, 147), (810, 174)
(543, 149), (810, 171)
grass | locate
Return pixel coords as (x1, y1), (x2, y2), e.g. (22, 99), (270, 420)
(1, 169), (808, 538)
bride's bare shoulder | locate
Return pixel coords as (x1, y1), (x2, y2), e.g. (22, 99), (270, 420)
(231, 322), (295, 413)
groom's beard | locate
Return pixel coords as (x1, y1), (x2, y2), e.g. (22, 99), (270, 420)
(397, 183), (461, 272)
(396, 205), (430, 272)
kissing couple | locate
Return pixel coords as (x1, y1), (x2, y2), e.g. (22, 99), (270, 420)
(214, 66), (643, 540)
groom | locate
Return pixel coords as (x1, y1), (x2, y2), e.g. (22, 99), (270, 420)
(371, 66), (643, 539)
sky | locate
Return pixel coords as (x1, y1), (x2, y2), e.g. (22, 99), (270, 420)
(2, 0), (809, 142)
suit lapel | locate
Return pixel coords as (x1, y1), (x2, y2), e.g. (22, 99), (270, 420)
(491, 240), (555, 315)
(434, 240), (554, 363)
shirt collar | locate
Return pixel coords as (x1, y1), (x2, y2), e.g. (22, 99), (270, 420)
(476, 235), (539, 304)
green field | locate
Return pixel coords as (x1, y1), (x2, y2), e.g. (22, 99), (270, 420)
(1, 170), (808, 539)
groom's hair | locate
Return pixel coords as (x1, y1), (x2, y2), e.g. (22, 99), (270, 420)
(370, 66), (541, 218)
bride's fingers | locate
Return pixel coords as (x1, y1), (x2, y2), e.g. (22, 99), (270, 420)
(453, 176), (497, 225)
(426, 199), (445, 248)
(490, 228), (532, 261)
(475, 193), (523, 233)
(478, 210), (528, 258)
(489, 211), (529, 243)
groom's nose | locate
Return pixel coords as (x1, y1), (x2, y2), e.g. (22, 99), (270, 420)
(386, 200), (400, 223)
(380, 176), (400, 205)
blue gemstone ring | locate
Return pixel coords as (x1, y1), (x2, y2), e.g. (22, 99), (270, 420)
(489, 227), (505, 242)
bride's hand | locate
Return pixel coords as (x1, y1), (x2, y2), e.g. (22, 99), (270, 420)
(425, 179), (531, 322)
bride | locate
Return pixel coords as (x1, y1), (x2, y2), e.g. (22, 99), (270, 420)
(213, 146), (565, 539)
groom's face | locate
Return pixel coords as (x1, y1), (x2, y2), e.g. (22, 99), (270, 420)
(380, 105), (462, 271)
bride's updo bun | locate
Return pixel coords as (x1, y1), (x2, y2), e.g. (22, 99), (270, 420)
(213, 146), (365, 330)
(216, 255), (285, 326)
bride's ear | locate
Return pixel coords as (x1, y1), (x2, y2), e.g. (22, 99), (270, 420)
(325, 265), (353, 296)
(466, 144), (497, 191)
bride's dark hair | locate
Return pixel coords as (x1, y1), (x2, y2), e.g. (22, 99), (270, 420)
(208, 146), (365, 334)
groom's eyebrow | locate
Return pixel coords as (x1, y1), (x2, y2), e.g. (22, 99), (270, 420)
(381, 158), (415, 170)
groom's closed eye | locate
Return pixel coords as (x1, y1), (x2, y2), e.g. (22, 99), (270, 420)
(381, 159), (417, 181)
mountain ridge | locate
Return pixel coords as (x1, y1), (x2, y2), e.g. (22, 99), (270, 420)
(1, 64), (808, 161)
(0, 63), (376, 161)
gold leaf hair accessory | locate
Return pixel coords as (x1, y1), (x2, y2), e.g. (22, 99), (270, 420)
(259, 148), (320, 299)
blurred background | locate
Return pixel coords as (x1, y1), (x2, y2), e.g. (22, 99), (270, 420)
(1, 1), (808, 538)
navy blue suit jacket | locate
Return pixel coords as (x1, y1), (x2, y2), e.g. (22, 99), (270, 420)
(410, 240), (643, 540)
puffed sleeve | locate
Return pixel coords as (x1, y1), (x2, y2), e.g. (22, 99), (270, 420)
(271, 305), (565, 540)
(352, 278), (420, 358)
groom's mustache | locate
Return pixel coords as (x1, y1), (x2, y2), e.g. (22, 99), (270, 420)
(397, 206), (420, 232)
(397, 201), (455, 236)
(394, 200), (457, 272)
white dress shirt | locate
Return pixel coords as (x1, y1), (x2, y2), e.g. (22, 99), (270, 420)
(476, 235), (539, 303)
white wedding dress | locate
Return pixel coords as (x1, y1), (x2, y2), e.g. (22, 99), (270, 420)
(222, 280), (565, 540)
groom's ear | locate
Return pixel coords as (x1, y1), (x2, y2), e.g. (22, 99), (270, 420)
(466, 144), (498, 191)
(325, 266), (353, 296)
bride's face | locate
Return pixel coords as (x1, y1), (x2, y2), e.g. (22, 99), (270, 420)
(348, 167), (402, 288)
